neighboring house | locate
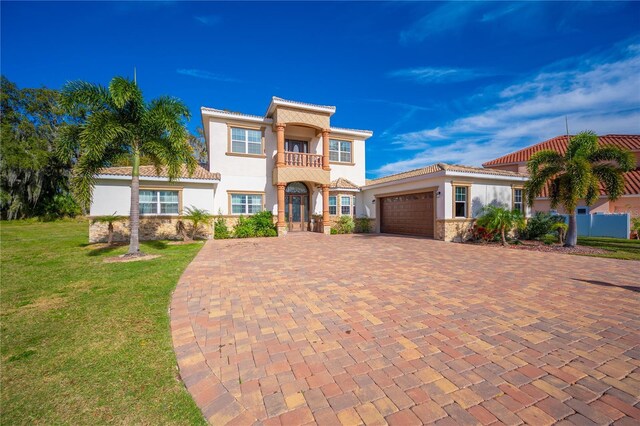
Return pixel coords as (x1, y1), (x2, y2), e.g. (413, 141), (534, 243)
(483, 135), (640, 217)
(89, 96), (528, 242)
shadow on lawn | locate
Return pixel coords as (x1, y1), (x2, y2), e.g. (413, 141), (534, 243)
(83, 240), (169, 257)
(572, 278), (640, 293)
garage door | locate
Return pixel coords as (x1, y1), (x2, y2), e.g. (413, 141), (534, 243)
(380, 192), (434, 237)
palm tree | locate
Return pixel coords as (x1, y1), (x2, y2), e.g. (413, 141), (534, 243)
(92, 212), (125, 245)
(181, 206), (213, 240)
(476, 205), (525, 246)
(58, 76), (196, 256)
(525, 131), (634, 247)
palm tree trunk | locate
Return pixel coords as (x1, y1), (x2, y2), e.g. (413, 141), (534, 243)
(501, 227), (507, 246)
(128, 151), (141, 255)
(565, 213), (578, 247)
(108, 223), (114, 245)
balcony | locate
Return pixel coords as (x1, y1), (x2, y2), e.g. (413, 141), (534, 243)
(284, 152), (323, 168)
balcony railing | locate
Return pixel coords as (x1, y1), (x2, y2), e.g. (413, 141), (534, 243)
(284, 152), (323, 168)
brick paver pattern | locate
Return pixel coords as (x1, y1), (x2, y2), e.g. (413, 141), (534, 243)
(171, 234), (640, 425)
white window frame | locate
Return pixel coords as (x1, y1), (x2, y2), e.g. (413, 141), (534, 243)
(230, 127), (263, 155)
(340, 196), (353, 216)
(329, 139), (352, 163)
(454, 186), (468, 218)
(513, 188), (524, 213)
(230, 193), (263, 215)
(329, 196), (337, 216)
(139, 189), (180, 215)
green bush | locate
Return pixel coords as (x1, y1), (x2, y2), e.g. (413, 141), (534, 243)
(542, 234), (556, 245)
(520, 212), (564, 240)
(332, 215), (355, 234)
(232, 211), (277, 238)
(632, 217), (640, 239)
(214, 215), (231, 239)
(39, 193), (81, 221)
(330, 228), (338, 235)
(354, 216), (372, 233)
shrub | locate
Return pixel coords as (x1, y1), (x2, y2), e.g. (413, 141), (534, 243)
(520, 212), (564, 240)
(471, 224), (498, 243)
(181, 206), (213, 240)
(354, 216), (372, 233)
(632, 217), (640, 239)
(332, 215), (355, 234)
(232, 211), (277, 238)
(330, 228), (338, 235)
(214, 214), (231, 239)
(40, 193), (82, 221)
(476, 205), (525, 246)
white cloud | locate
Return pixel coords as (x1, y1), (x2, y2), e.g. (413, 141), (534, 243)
(373, 44), (640, 176)
(176, 69), (237, 82)
(389, 67), (495, 84)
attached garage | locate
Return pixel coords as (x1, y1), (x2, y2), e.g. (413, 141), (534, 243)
(380, 191), (435, 237)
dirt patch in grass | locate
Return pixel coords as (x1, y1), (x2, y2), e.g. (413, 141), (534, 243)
(102, 254), (161, 263)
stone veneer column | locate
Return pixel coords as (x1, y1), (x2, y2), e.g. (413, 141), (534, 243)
(321, 129), (330, 171)
(322, 184), (331, 235)
(276, 123), (286, 167)
(277, 182), (287, 236)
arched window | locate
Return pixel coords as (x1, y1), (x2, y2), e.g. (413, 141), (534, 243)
(285, 182), (308, 194)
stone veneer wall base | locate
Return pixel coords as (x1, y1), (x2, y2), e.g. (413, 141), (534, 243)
(89, 217), (213, 243)
(435, 219), (476, 242)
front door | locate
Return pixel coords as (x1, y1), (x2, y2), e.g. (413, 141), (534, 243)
(285, 140), (308, 153)
(285, 195), (308, 231)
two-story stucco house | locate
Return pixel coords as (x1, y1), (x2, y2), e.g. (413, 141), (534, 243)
(89, 96), (529, 242)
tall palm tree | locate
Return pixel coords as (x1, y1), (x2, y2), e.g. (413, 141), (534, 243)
(524, 131), (633, 247)
(58, 76), (196, 255)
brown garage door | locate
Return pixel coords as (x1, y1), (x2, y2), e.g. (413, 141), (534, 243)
(380, 192), (434, 237)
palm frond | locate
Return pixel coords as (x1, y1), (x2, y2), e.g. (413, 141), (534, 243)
(60, 81), (111, 115)
(566, 131), (598, 159)
(108, 77), (144, 111)
(524, 164), (563, 206)
(592, 164), (626, 201)
(527, 150), (564, 175)
(588, 146), (635, 171)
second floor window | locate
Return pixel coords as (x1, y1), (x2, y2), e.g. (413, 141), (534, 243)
(140, 190), (179, 215)
(329, 196), (337, 215)
(231, 127), (262, 155)
(329, 139), (352, 163)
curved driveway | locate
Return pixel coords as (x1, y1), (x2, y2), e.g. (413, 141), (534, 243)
(171, 234), (639, 425)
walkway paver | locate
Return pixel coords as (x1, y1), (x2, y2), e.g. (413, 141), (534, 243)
(171, 233), (640, 425)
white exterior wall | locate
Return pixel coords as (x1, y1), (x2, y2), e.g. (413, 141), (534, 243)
(207, 118), (277, 214)
(90, 178), (215, 216)
(330, 137), (366, 187)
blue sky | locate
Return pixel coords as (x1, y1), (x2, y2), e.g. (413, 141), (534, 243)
(2, 1), (639, 178)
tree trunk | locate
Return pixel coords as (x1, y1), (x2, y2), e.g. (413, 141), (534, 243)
(108, 223), (114, 245)
(501, 227), (507, 246)
(128, 151), (141, 255)
(565, 213), (577, 247)
(191, 221), (199, 240)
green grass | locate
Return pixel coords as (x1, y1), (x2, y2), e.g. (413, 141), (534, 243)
(1, 219), (206, 425)
(578, 236), (640, 261)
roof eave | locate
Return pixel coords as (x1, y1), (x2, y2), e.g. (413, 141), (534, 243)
(266, 97), (336, 117)
(95, 174), (220, 184)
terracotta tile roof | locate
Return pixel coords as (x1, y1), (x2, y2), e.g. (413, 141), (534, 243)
(483, 134), (640, 167)
(366, 163), (526, 186)
(98, 165), (221, 181)
(330, 178), (360, 190)
(538, 168), (640, 197)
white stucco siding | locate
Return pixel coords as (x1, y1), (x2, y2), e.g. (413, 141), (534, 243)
(90, 178), (216, 216)
(468, 183), (513, 218)
(330, 138), (366, 186)
(91, 181), (132, 216)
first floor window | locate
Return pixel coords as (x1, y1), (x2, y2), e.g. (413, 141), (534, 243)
(231, 127), (262, 155)
(231, 193), (263, 214)
(513, 188), (523, 213)
(454, 186), (467, 218)
(329, 139), (352, 163)
(139, 190), (179, 215)
(329, 196), (337, 215)
(341, 196), (352, 216)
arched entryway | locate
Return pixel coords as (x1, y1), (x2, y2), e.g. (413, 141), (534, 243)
(285, 182), (309, 231)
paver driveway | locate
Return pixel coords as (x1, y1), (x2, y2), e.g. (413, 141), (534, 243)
(171, 234), (640, 425)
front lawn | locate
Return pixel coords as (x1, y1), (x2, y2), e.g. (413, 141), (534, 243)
(577, 236), (640, 261)
(0, 219), (206, 425)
